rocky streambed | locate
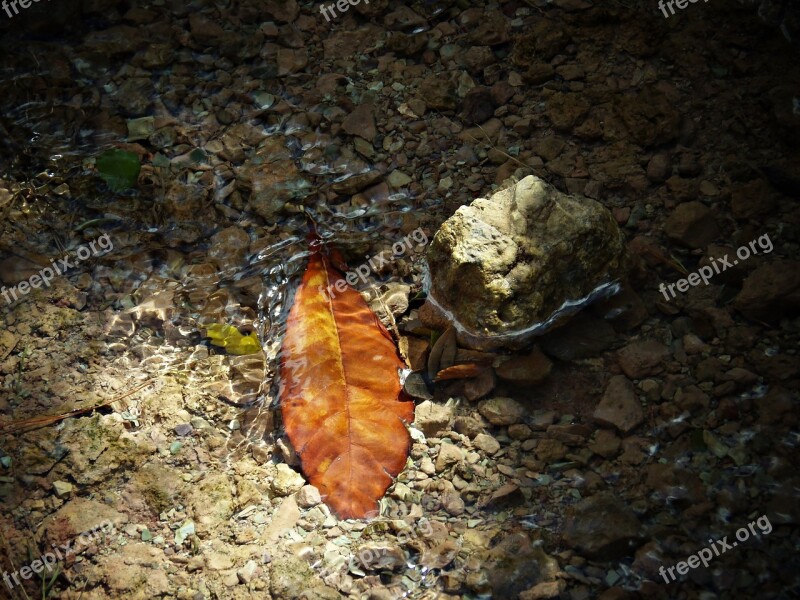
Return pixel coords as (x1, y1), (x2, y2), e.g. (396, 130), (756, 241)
(1, 1), (799, 599)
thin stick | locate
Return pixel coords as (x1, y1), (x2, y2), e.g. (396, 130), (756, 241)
(0, 379), (157, 434)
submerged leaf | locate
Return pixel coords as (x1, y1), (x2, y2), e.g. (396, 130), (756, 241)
(95, 149), (141, 192)
(204, 323), (261, 355)
(279, 241), (414, 519)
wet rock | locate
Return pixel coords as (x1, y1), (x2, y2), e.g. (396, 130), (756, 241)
(665, 201), (720, 249)
(277, 48), (308, 75)
(593, 375), (643, 435)
(190, 14), (225, 44)
(734, 261), (800, 323)
(465, 9), (509, 46)
(271, 464), (305, 496)
(462, 87), (496, 124)
(441, 488), (466, 516)
(478, 397), (525, 426)
(535, 439), (568, 462)
(103, 543), (171, 595)
(342, 104), (377, 142)
(384, 6), (427, 31)
(562, 492), (645, 558)
(540, 314), (616, 361)
(208, 226), (250, 271)
(453, 416), (484, 438)
(38, 498), (127, 548)
(520, 580), (567, 599)
(435, 443), (464, 472)
(190, 472), (234, 533)
(270, 556), (341, 599)
(414, 400), (453, 437)
(495, 347), (553, 385)
(238, 560), (259, 583)
(617, 340), (669, 378)
(589, 429), (621, 458)
(264, 0), (299, 23)
(426, 176), (627, 349)
(472, 433), (500, 455)
(52, 480), (74, 498)
(731, 179), (779, 219)
(0, 330), (18, 360)
(296, 485), (322, 508)
(468, 533), (552, 596)
(418, 75), (457, 111)
(646, 153), (671, 182)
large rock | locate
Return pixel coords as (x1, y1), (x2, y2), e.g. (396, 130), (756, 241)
(425, 176), (627, 349)
(562, 492), (645, 558)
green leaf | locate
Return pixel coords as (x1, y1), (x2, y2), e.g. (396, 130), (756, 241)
(204, 323), (262, 355)
(96, 149), (141, 192)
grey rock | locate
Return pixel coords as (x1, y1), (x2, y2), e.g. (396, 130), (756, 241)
(425, 176), (626, 349)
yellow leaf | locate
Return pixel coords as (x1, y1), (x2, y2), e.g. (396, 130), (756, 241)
(204, 324), (261, 355)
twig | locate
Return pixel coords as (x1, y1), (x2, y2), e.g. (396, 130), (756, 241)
(0, 379), (157, 434)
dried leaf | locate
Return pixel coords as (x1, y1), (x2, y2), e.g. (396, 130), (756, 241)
(279, 243), (414, 519)
(434, 363), (488, 381)
(427, 326), (457, 380)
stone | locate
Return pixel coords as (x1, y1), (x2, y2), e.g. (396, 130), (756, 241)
(271, 464), (305, 496)
(462, 87), (496, 124)
(435, 443), (464, 472)
(562, 492), (644, 558)
(426, 176), (627, 349)
(540, 314), (616, 361)
(189, 14), (225, 44)
(731, 179), (779, 220)
(646, 153), (671, 182)
(52, 480), (74, 498)
(665, 201), (720, 249)
(237, 560), (259, 584)
(417, 75), (457, 111)
(472, 433), (501, 455)
(495, 347), (553, 385)
(520, 580), (567, 599)
(296, 485), (322, 508)
(478, 397), (525, 426)
(617, 340), (669, 378)
(414, 400), (453, 437)
(589, 429), (621, 458)
(453, 416), (484, 438)
(593, 376), (643, 434)
(208, 226), (250, 270)
(441, 488), (466, 516)
(342, 104), (377, 142)
(276, 48), (308, 75)
(734, 261), (800, 323)
(535, 439), (567, 462)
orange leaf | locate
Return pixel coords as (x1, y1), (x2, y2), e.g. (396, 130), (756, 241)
(435, 363), (489, 381)
(279, 243), (415, 519)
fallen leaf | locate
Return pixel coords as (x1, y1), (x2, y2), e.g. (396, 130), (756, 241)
(435, 363), (488, 381)
(427, 326), (457, 380)
(204, 323), (261, 355)
(279, 240), (414, 519)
